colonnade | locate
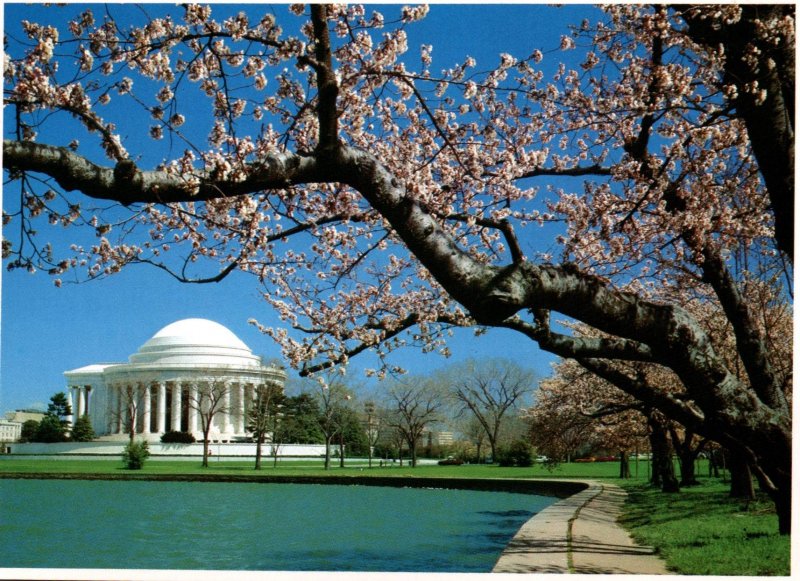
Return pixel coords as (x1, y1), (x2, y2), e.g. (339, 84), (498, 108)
(65, 379), (282, 440)
(106, 380), (269, 438)
(67, 385), (92, 422)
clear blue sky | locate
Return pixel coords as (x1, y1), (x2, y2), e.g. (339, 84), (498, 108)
(1, 3), (597, 414)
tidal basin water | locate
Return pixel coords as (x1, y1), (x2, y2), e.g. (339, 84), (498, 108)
(1, 479), (555, 572)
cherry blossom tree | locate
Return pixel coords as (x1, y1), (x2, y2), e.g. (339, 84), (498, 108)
(2, 4), (792, 531)
(525, 358), (648, 475)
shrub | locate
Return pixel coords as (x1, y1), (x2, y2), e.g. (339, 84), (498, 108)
(497, 440), (534, 467)
(122, 440), (150, 469)
(160, 430), (196, 444)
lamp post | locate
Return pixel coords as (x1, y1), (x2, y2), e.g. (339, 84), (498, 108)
(364, 401), (375, 468)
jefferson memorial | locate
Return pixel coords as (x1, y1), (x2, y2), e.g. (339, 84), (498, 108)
(63, 318), (286, 442)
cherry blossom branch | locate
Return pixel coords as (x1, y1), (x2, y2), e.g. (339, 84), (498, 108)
(575, 358), (706, 434)
(680, 4), (794, 261)
(446, 213), (524, 264)
(3, 139), (321, 204)
(700, 245), (789, 415)
(298, 312), (465, 376)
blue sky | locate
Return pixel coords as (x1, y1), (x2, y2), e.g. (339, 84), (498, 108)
(1, 3), (598, 414)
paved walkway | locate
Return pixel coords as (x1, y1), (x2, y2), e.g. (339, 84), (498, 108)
(493, 480), (671, 574)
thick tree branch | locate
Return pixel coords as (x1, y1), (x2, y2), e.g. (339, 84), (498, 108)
(575, 358), (705, 434)
(680, 4), (794, 261)
(311, 5), (340, 149)
(499, 313), (655, 362)
(3, 140), (323, 204)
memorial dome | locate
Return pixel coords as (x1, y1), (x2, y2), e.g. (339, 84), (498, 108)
(65, 317), (286, 442)
(128, 318), (262, 366)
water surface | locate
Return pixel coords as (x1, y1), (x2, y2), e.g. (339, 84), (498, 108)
(0, 479), (554, 572)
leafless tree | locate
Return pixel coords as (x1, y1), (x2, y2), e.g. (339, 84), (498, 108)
(448, 359), (535, 463)
(186, 378), (231, 467)
(385, 379), (443, 467)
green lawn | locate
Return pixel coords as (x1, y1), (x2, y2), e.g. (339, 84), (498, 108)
(0, 458), (787, 575)
(617, 479), (789, 576)
(0, 456), (639, 478)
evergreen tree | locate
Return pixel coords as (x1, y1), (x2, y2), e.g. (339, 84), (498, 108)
(35, 415), (68, 442)
(19, 420), (39, 442)
(34, 392), (73, 442)
(71, 414), (96, 442)
(280, 394), (325, 444)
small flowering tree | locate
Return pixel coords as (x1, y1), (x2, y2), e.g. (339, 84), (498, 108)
(2, 4), (793, 531)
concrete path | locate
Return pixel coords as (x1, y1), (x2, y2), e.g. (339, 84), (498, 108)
(493, 480), (671, 574)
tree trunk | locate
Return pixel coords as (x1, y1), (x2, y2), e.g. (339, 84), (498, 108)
(324, 435), (332, 470)
(648, 412), (679, 492)
(339, 434), (345, 468)
(670, 428), (701, 487)
(728, 450), (755, 500)
(773, 486), (791, 536)
(202, 430), (210, 468)
(708, 448), (720, 477)
(254, 436), (263, 470)
(619, 450), (631, 479)
(678, 452), (699, 486)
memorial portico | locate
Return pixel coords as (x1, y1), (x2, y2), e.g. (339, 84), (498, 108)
(64, 319), (286, 442)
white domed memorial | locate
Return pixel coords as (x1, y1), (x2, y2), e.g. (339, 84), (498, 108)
(64, 319), (286, 442)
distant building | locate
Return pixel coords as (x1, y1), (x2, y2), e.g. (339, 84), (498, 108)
(0, 420), (22, 443)
(421, 430), (454, 447)
(5, 411), (45, 424)
(63, 318), (286, 442)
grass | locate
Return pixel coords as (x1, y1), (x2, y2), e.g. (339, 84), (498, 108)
(0, 456), (637, 479)
(617, 478), (789, 576)
(0, 457), (636, 478)
(1, 457), (788, 575)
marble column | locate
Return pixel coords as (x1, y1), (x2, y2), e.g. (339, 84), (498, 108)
(74, 387), (83, 419)
(171, 383), (182, 432)
(236, 383), (246, 434)
(66, 389), (75, 426)
(115, 384), (124, 434)
(222, 383), (232, 434)
(141, 383), (152, 434)
(107, 385), (116, 434)
(156, 382), (166, 434)
(188, 383), (198, 434)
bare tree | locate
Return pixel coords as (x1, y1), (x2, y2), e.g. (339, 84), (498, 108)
(313, 379), (352, 470)
(448, 359), (535, 463)
(186, 379), (231, 468)
(385, 380), (443, 467)
(248, 381), (284, 470)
